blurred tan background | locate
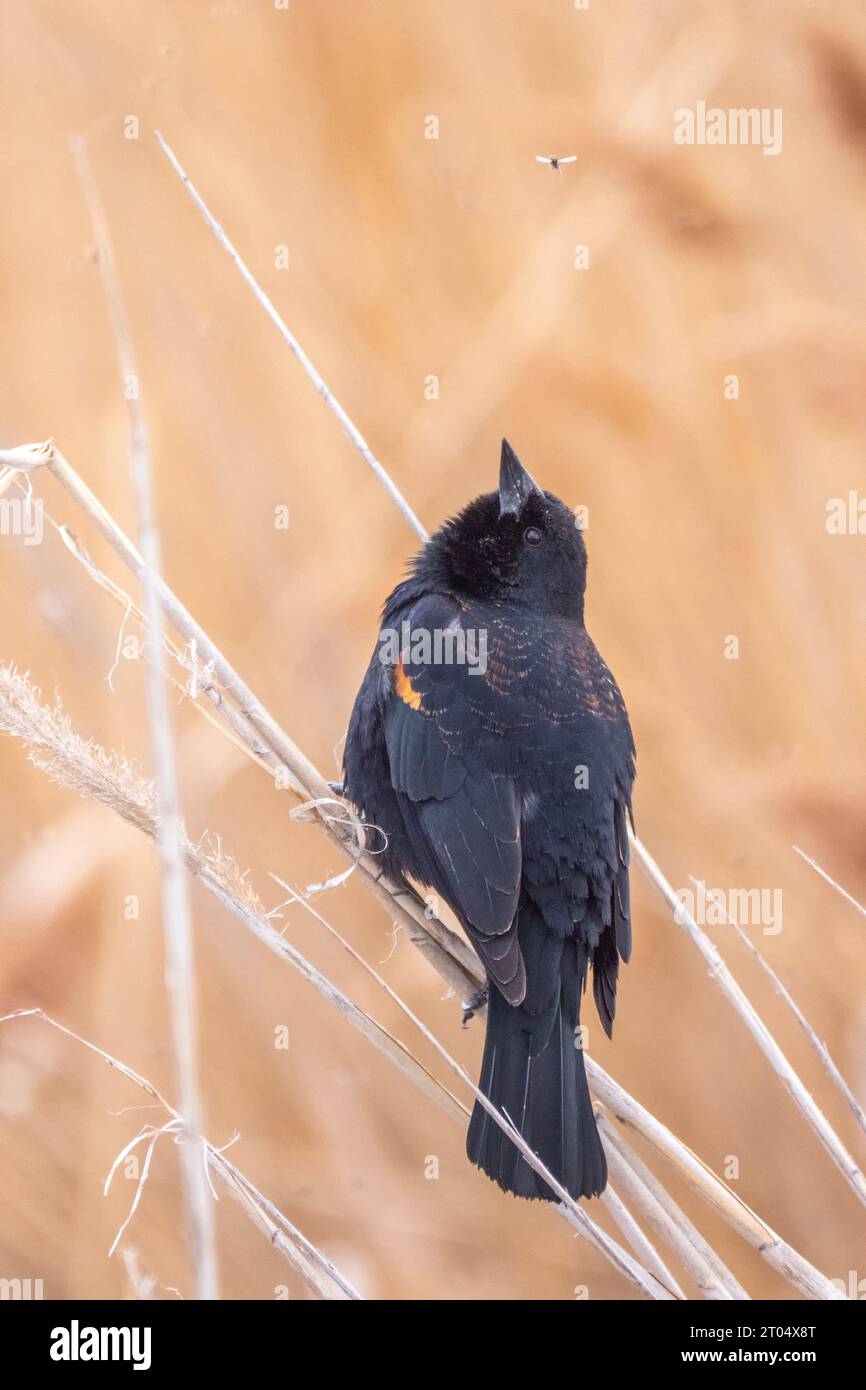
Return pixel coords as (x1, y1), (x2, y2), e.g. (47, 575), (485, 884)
(1, 0), (865, 1300)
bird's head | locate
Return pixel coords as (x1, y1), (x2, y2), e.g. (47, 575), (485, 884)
(415, 439), (588, 621)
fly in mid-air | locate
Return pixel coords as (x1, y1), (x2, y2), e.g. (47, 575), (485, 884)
(535, 154), (577, 173)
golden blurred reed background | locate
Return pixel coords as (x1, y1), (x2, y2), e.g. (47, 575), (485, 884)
(1, 0), (866, 1300)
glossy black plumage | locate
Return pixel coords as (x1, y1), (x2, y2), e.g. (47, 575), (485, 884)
(343, 440), (635, 1201)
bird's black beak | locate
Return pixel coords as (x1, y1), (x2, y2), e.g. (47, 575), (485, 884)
(498, 438), (543, 518)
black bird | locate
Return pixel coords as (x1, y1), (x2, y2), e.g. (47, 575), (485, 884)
(343, 440), (635, 1201)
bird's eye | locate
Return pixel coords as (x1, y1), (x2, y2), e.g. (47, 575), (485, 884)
(523, 526), (543, 547)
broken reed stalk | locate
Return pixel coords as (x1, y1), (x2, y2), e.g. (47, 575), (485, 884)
(0, 1009), (359, 1301)
(153, 131), (866, 1220)
(0, 664), (843, 1299)
(72, 138), (218, 1301)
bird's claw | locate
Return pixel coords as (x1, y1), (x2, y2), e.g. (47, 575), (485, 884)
(462, 987), (489, 1026)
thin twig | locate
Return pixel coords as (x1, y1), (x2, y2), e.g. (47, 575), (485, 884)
(794, 845), (866, 921)
(72, 137), (218, 1300)
(688, 873), (866, 1139)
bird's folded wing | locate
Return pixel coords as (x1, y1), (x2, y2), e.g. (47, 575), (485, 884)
(382, 596), (525, 1002)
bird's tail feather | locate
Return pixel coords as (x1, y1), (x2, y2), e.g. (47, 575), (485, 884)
(466, 984), (606, 1201)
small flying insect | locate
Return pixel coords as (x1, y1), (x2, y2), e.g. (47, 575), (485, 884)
(535, 154), (577, 174)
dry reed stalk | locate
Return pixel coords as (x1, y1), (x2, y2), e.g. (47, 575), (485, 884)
(558, 1204), (676, 1300)
(597, 1115), (748, 1301)
(599, 1186), (686, 1299)
(587, 1061), (844, 1299)
(177, 882), (673, 1298)
(0, 1008), (359, 1301)
(0, 658), (467, 1126)
(276, 881), (688, 1296)
(284, 880), (823, 1302)
(154, 132), (428, 543)
(72, 137), (218, 1300)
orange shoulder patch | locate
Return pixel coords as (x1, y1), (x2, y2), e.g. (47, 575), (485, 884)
(394, 657), (423, 710)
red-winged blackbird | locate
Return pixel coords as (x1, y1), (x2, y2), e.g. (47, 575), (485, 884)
(343, 440), (635, 1201)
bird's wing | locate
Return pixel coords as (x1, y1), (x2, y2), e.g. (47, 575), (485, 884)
(381, 594), (525, 1002)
